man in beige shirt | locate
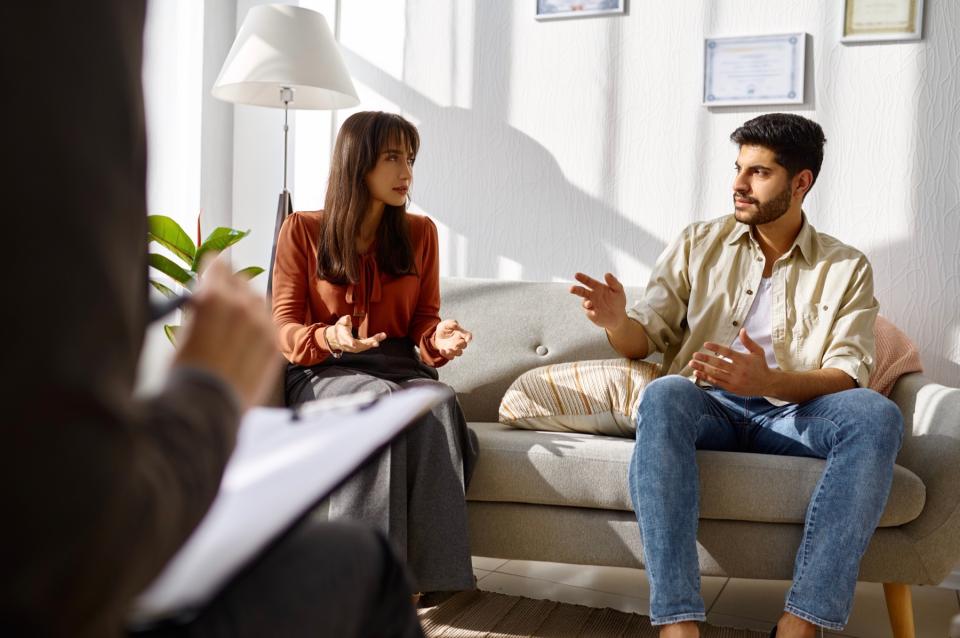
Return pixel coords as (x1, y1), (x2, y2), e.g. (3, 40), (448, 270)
(571, 114), (902, 638)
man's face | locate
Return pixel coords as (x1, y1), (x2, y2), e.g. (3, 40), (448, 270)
(732, 145), (794, 226)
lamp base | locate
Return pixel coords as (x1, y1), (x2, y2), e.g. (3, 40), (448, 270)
(266, 189), (293, 301)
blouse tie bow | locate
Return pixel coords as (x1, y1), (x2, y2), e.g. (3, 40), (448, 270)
(344, 252), (382, 338)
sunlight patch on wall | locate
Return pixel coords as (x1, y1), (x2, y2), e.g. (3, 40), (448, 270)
(143, 0), (204, 231)
(429, 214), (469, 278)
(429, 213), (451, 277)
(339, 0), (406, 81)
(455, 233), (468, 277)
(291, 109), (335, 211)
(498, 255), (523, 281)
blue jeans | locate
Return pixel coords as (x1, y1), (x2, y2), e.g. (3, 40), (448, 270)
(627, 376), (903, 629)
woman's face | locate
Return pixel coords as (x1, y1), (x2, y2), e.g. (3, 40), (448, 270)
(365, 144), (414, 208)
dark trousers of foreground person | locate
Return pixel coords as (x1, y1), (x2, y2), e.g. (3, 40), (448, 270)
(132, 520), (425, 638)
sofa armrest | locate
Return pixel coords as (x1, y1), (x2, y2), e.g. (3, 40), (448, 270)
(888, 373), (960, 582)
(890, 373), (960, 439)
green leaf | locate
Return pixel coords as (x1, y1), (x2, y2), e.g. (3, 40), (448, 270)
(149, 253), (195, 285)
(164, 324), (179, 346)
(192, 227), (251, 271)
(235, 266), (264, 280)
(148, 215), (196, 265)
(149, 279), (178, 299)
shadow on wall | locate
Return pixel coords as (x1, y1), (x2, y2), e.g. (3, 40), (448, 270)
(343, 48), (666, 281)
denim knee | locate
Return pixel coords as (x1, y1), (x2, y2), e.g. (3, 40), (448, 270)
(635, 376), (701, 436)
(641, 375), (700, 406)
(842, 388), (904, 455)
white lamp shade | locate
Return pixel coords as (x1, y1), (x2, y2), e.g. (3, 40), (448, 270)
(212, 4), (359, 109)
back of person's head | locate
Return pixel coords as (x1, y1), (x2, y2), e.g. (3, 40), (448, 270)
(730, 113), (826, 189)
(320, 111), (420, 283)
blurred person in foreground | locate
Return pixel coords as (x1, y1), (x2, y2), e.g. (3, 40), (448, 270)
(0, 2), (424, 637)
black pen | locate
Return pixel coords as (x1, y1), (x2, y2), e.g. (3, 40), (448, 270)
(148, 292), (192, 323)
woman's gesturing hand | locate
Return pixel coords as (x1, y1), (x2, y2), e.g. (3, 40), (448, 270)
(434, 319), (473, 360)
(325, 315), (386, 357)
(569, 272), (629, 330)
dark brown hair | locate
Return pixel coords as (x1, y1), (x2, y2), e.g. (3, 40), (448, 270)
(317, 111), (420, 284)
(730, 113), (826, 189)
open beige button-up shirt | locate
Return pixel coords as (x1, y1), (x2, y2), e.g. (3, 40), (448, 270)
(627, 214), (878, 390)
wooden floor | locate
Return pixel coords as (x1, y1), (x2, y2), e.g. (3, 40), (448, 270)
(470, 557), (960, 637)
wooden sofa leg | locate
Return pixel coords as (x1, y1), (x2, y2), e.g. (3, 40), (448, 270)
(882, 582), (916, 638)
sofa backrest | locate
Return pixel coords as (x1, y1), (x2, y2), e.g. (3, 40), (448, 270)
(437, 277), (953, 433)
(438, 276), (645, 422)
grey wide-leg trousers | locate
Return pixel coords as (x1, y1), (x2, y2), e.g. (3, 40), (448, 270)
(291, 368), (478, 594)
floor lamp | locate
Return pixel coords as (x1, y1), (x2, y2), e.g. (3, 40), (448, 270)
(212, 4), (359, 296)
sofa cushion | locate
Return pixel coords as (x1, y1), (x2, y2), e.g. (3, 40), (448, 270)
(466, 422), (926, 527)
(498, 358), (659, 436)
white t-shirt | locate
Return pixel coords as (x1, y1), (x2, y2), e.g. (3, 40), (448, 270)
(730, 276), (778, 369)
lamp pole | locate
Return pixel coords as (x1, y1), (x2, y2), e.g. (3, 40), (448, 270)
(266, 86), (295, 299)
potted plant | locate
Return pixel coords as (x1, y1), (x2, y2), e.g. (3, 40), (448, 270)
(148, 213), (264, 343)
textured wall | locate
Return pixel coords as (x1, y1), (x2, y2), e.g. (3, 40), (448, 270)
(228, 0), (959, 387)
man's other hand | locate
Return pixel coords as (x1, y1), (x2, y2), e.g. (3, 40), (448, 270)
(690, 329), (774, 397)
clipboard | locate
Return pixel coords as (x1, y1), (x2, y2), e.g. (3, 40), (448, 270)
(128, 385), (446, 627)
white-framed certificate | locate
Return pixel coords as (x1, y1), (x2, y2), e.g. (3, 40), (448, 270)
(703, 34), (805, 107)
(841, 0), (924, 43)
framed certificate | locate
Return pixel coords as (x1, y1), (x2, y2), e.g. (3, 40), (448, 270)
(535, 0), (626, 21)
(842, 0), (924, 42)
(703, 34), (806, 107)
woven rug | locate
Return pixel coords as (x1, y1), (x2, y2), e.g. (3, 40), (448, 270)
(418, 590), (767, 637)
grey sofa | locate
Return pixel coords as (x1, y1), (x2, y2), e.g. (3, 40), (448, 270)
(437, 276), (960, 638)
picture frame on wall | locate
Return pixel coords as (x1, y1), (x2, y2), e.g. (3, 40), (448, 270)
(702, 33), (806, 107)
(841, 0), (924, 42)
(535, 0), (626, 21)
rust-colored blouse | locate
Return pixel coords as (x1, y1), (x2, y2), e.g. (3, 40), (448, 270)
(272, 210), (447, 367)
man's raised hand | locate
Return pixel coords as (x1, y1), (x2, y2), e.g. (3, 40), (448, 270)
(569, 272), (628, 330)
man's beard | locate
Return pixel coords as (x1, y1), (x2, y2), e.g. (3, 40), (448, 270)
(733, 185), (792, 225)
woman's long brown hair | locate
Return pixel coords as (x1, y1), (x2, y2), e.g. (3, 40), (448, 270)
(317, 111), (420, 284)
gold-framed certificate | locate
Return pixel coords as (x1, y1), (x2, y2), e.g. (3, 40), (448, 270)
(842, 0), (924, 42)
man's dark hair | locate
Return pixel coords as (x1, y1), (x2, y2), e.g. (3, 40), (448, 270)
(730, 113), (826, 187)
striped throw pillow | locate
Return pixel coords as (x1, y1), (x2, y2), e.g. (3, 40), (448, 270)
(499, 358), (660, 437)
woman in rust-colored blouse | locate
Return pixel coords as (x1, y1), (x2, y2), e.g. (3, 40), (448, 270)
(272, 111), (477, 604)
